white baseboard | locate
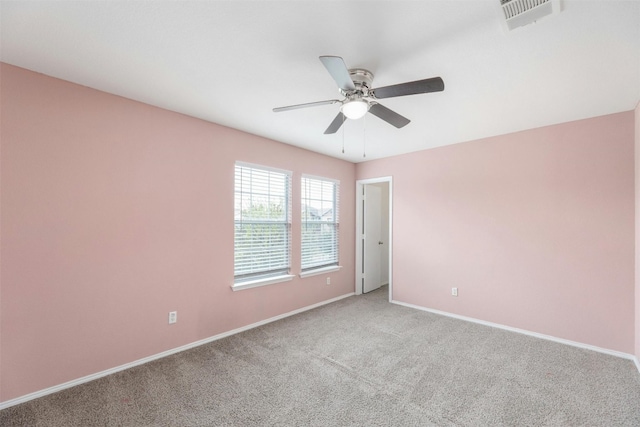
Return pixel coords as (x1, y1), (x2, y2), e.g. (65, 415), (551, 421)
(0, 292), (354, 410)
(634, 356), (640, 374)
(391, 299), (638, 363)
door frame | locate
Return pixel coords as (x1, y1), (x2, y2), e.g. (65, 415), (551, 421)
(355, 176), (393, 301)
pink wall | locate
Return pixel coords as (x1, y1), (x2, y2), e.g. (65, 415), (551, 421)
(0, 63), (356, 402)
(636, 102), (640, 361)
(357, 112), (635, 354)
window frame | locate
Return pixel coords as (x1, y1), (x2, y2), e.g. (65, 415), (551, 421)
(233, 162), (294, 290)
(300, 174), (340, 276)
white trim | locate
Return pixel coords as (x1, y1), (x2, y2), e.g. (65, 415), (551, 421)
(355, 176), (393, 302)
(0, 292), (355, 410)
(300, 173), (339, 185)
(391, 300), (637, 362)
(634, 356), (640, 374)
(235, 160), (292, 177)
(387, 180), (393, 302)
(299, 265), (342, 278)
(232, 274), (295, 291)
(356, 176), (394, 185)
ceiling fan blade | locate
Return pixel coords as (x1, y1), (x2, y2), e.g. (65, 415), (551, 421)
(368, 103), (410, 128)
(324, 112), (346, 134)
(372, 77), (444, 99)
(319, 56), (356, 92)
(273, 99), (340, 112)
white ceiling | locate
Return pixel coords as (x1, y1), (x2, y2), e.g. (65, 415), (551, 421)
(2, 1), (639, 163)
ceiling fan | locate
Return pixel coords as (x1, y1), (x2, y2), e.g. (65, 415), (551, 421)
(273, 56), (444, 134)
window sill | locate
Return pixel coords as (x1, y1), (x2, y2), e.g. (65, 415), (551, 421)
(299, 265), (342, 278)
(232, 274), (295, 292)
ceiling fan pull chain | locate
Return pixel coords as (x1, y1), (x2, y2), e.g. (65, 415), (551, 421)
(362, 113), (367, 158)
(342, 113), (345, 154)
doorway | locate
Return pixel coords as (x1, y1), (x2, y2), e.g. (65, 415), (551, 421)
(355, 177), (392, 301)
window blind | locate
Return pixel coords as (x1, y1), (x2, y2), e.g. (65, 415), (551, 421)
(234, 163), (291, 282)
(301, 176), (339, 271)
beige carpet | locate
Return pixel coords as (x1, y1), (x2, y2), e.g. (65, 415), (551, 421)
(2, 286), (640, 426)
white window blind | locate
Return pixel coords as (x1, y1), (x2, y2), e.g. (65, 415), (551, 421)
(301, 176), (339, 271)
(234, 163), (291, 282)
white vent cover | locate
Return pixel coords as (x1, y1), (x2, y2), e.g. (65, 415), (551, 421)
(500, 0), (560, 31)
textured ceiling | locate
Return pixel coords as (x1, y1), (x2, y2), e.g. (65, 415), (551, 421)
(2, 1), (639, 162)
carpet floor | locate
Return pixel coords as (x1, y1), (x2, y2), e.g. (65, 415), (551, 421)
(2, 286), (640, 426)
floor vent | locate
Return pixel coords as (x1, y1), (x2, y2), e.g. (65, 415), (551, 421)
(500, 0), (560, 31)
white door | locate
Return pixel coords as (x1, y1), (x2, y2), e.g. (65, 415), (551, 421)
(363, 184), (382, 293)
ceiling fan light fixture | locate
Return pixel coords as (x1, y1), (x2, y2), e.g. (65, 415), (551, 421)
(341, 99), (369, 120)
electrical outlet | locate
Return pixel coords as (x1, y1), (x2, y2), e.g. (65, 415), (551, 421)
(168, 311), (177, 324)
(326, 277), (331, 285)
(452, 288), (458, 297)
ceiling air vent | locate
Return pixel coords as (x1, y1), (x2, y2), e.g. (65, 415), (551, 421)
(500, 0), (560, 31)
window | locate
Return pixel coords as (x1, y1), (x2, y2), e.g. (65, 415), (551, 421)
(301, 176), (339, 272)
(234, 163), (292, 284)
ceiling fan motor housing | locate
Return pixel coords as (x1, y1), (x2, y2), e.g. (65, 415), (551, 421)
(344, 69), (374, 99)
